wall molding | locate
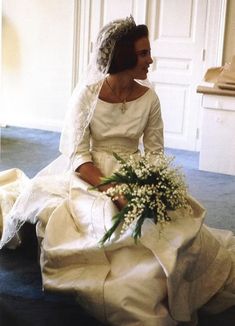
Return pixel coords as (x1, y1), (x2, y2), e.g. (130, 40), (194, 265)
(3, 118), (63, 132)
(218, 0), (227, 64)
(204, 0), (227, 69)
(71, 0), (91, 90)
(71, 0), (80, 90)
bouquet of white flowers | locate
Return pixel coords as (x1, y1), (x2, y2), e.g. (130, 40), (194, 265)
(97, 152), (189, 245)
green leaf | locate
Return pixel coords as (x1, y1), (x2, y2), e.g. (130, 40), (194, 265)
(99, 205), (129, 245)
(132, 213), (146, 243)
(113, 152), (125, 164)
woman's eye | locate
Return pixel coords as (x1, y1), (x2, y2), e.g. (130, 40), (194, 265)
(137, 50), (151, 57)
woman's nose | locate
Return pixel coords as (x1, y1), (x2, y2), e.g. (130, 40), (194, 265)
(148, 55), (153, 65)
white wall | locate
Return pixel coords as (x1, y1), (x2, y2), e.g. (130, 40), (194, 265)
(2, 0), (74, 131)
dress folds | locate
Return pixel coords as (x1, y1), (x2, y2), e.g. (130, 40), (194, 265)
(0, 86), (234, 325)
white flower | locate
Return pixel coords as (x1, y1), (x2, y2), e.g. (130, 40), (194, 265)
(99, 152), (189, 244)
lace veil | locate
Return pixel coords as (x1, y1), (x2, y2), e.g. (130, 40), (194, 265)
(59, 15), (138, 166)
(0, 16), (153, 249)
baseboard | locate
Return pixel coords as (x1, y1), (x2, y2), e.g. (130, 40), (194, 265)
(0, 123), (7, 127)
(1, 118), (63, 132)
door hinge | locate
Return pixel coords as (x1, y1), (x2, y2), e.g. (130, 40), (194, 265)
(90, 41), (93, 53)
(201, 49), (206, 61)
(196, 128), (200, 139)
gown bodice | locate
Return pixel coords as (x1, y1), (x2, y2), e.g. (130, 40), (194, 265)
(71, 87), (164, 173)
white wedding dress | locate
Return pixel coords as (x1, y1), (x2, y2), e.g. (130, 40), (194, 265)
(0, 88), (235, 325)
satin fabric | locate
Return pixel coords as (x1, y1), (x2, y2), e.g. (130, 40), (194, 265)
(1, 93), (235, 325)
(1, 157), (234, 325)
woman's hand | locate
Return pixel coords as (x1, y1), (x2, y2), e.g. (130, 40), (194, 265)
(114, 196), (128, 211)
(76, 162), (104, 187)
(76, 162), (128, 210)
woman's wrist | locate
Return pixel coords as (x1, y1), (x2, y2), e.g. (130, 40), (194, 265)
(113, 196), (127, 210)
(98, 184), (112, 192)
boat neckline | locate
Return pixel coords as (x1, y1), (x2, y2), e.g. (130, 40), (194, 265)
(98, 88), (151, 105)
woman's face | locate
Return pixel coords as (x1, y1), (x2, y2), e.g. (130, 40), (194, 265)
(129, 37), (153, 79)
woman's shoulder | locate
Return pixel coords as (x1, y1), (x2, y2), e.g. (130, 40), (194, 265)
(133, 82), (149, 97)
(132, 82), (157, 101)
(135, 81), (158, 94)
(136, 86), (161, 115)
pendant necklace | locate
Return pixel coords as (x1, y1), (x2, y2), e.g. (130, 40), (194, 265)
(105, 77), (133, 113)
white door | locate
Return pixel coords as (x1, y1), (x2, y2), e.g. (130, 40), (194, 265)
(73, 0), (226, 151)
(148, 0), (208, 150)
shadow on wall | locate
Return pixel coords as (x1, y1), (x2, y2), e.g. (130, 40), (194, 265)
(2, 15), (21, 71)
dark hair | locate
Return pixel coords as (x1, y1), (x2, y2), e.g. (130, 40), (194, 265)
(108, 24), (149, 74)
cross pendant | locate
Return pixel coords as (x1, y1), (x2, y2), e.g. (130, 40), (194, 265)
(121, 102), (127, 113)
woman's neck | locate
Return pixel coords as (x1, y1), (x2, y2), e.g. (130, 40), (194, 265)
(107, 72), (135, 96)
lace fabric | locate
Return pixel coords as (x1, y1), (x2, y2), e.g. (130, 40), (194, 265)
(59, 15), (139, 167)
(0, 16), (152, 249)
(0, 172), (69, 249)
(0, 169), (28, 248)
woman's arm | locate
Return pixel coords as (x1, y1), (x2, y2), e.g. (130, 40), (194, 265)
(63, 113), (126, 209)
(143, 94), (164, 153)
(76, 162), (107, 191)
(77, 162), (127, 210)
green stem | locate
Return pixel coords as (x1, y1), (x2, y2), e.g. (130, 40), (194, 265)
(132, 213), (146, 243)
(99, 205), (129, 245)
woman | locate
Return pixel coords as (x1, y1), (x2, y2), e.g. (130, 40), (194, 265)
(0, 16), (234, 325)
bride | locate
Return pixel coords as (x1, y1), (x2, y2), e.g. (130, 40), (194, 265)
(0, 16), (234, 325)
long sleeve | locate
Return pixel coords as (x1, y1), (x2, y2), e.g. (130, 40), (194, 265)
(143, 94), (164, 154)
(71, 126), (93, 171)
(59, 80), (103, 166)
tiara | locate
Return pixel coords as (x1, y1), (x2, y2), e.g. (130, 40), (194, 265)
(96, 16), (136, 72)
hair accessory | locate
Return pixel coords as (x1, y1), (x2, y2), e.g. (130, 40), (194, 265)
(96, 16), (136, 73)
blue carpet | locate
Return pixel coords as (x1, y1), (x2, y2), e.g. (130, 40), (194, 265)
(165, 148), (235, 233)
(0, 230), (102, 326)
(0, 126), (61, 177)
(0, 126), (235, 325)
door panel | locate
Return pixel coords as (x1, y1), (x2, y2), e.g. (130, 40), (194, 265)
(148, 0), (207, 150)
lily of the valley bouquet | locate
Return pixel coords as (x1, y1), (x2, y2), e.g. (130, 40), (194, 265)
(97, 152), (189, 245)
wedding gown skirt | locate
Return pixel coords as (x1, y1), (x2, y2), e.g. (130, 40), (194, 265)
(0, 151), (235, 325)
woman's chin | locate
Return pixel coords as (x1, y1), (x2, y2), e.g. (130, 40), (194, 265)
(136, 74), (148, 80)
